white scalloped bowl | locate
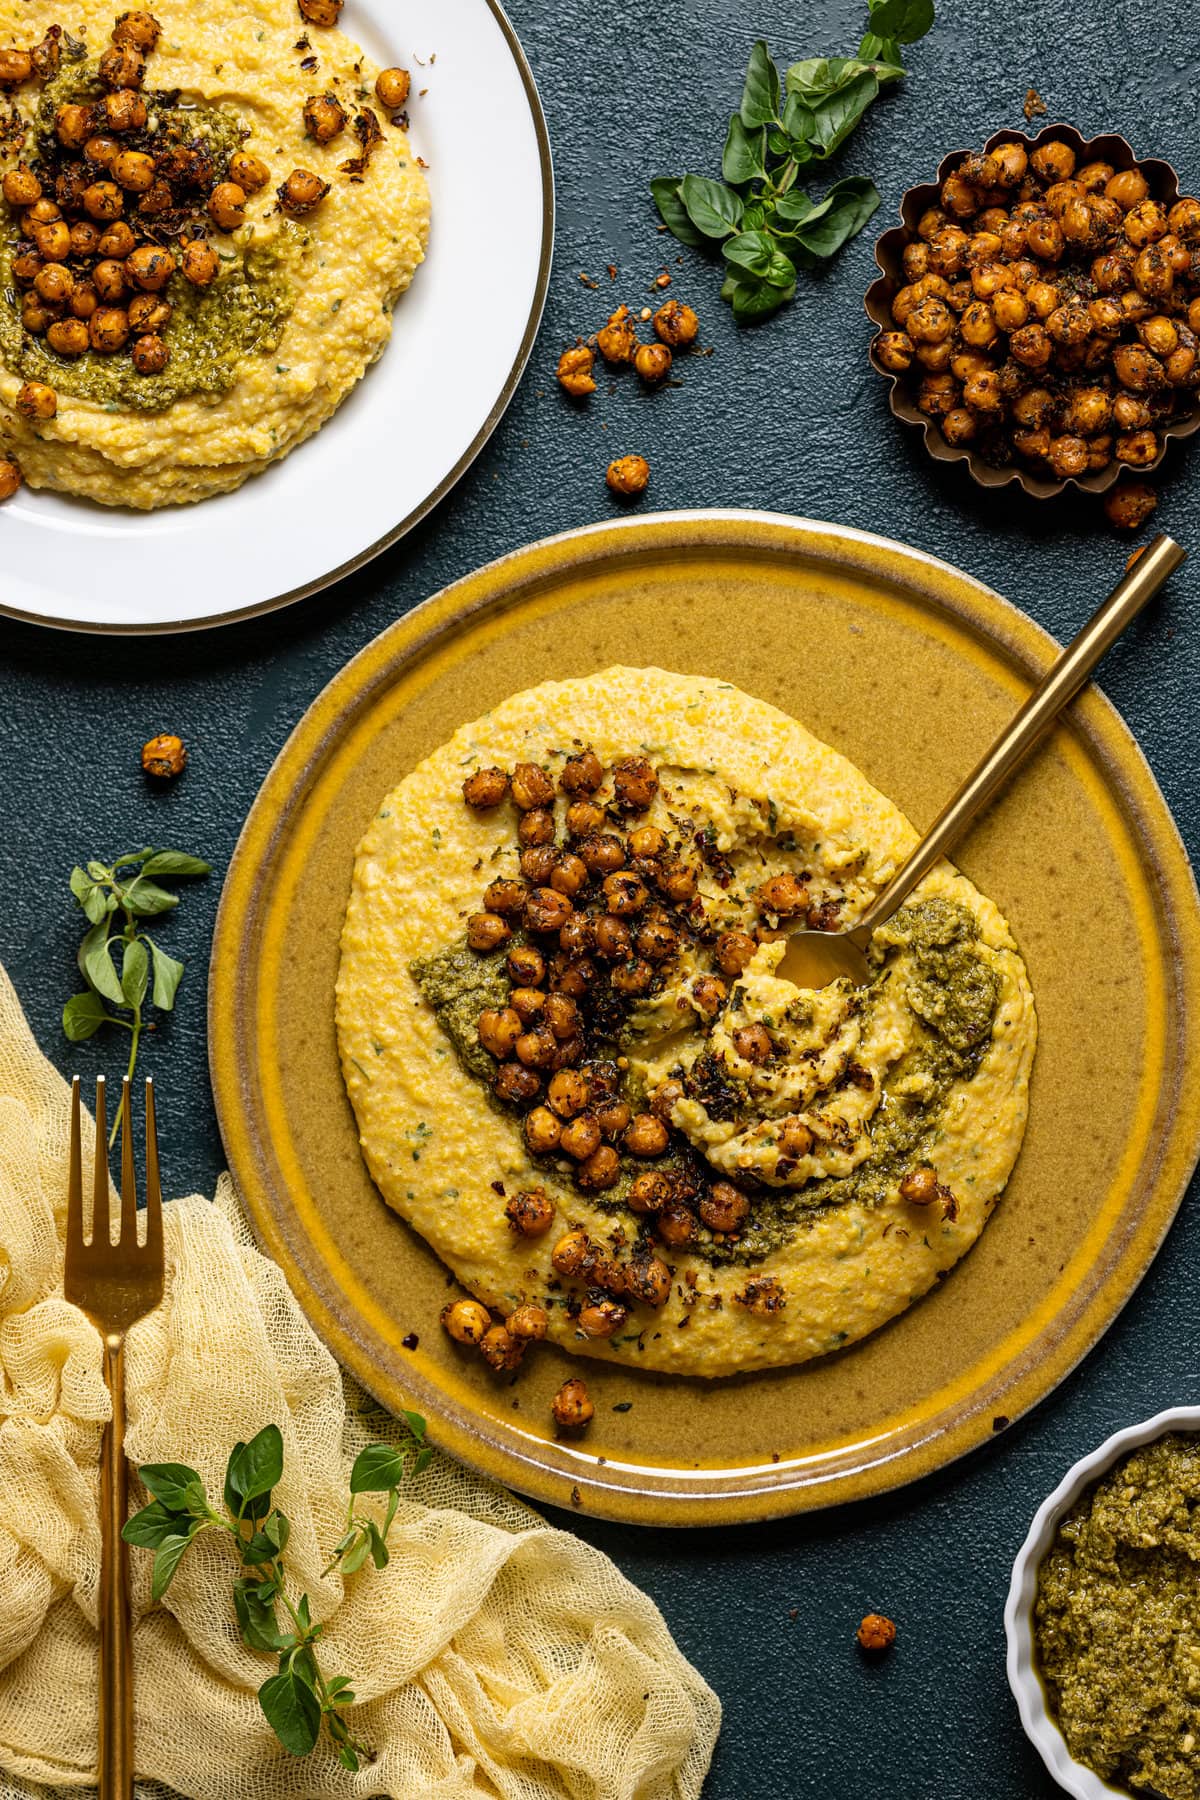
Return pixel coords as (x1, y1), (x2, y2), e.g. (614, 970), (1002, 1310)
(1005, 1405), (1200, 1797)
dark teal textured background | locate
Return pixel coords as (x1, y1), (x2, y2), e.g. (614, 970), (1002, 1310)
(2, 0), (1199, 1792)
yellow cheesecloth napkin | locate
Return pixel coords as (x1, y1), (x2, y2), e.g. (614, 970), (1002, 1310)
(0, 961), (720, 1799)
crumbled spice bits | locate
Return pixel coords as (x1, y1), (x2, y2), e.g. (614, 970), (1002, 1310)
(875, 135), (1200, 483)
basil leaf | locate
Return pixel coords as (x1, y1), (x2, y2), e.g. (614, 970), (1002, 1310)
(79, 921), (124, 1006)
(340, 1537), (371, 1575)
(152, 1531), (194, 1601)
(121, 878), (180, 918)
(774, 189), (822, 224)
(350, 1442), (406, 1493)
(722, 229), (777, 278)
(259, 1663), (321, 1757)
(650, 176), (707, 248)
(121, 937), (149, 1010)
(679, 173), (743, 239)
(263, 1509), (290, 1554)
(721, 270), (794, 320)
(139, 850), (211, 878)
(857, 34), (907, 79)
(867, 0), (934, 43)
(806, 69), (879, 158)
(225, 1424), (284, 1513)
(86, 860), (109, 883)
(793, 176), (881, 256)
(146, 938), (184, 1011)
(781, 91), (817, 138)
(366, 1520), (390, 1569)
(122, 1499), (188, 1549)
(721, 114), (766, 184)
(62, 990), (109, 1041)
(401, 1408), (427, 1442)
(138, 1463), (207, 1512)
(739, 39), (780, 127)
(234, 1578), (289, 1652)
(70, 866), (108, 925)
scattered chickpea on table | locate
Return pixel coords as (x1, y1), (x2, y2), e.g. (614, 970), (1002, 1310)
(554, 292), (702, 493)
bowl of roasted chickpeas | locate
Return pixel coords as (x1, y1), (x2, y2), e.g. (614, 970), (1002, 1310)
(865, 124), (1200, 496)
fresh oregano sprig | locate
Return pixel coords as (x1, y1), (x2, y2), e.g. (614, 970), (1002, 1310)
(122, 1416), (432, 1770)
(62, 847), (210, 1138)
(652, 0), (935, 321)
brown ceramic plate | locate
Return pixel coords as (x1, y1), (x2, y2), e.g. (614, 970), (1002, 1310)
(208, 512), (1200, 1525)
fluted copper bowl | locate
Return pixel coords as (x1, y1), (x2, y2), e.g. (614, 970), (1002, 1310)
(865, 122), (1200, 498)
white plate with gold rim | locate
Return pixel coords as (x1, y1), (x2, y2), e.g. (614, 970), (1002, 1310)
(0, 0), (552, 633)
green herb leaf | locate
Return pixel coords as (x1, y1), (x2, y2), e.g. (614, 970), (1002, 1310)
(649, 176), (708, 247)
(722, 229), (777, 278)
(122, 1499), (190, 1549)
(856, 35), (907, 78)
(259, 1663), (322, 1757)
(679, 173), (743, 239)
(146, 938), (184, 1011)
(234, 1578), (290, 1652)
(70, 866), (108, 925)
(805, 68), (879, 158)
(366, 1520), (389, 1569)
(721, 114), (767, 183)
(79, 920), (124, 1005)
(349, 1443), (406, 1494)
(337, 1746), (360, 1771)
(400, 1409), (427, 1442)
(62, 990), (110, 1041)
(340, 1537), (371, 1576)
(138, 1463), (208, 1513)
(867, 0), (934, 44)
(224, 1424), (284, 1516)
(792, 175), (881, 255)
(121, 937), (149, 1010)
(721, 269), (795, 321)
(152, 1531), (194, 1601)
(121, 878), (180, 918)
(739, 39), (780, 127)
(263, 1510), (290, 1555)
(140, 850), (212, 878)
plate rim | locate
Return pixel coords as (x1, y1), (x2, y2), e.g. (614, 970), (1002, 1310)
(208, 508), (1200, 1524)
(0, 0), (554, 639)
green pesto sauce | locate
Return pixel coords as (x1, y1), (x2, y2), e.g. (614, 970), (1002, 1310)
(1035, 1432), (1200, 1799)
(0, 66), (297, 411)
(410, 896), (1001, 1267)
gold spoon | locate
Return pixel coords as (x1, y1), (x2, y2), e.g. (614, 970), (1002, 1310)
(778, 532), (1186, 991)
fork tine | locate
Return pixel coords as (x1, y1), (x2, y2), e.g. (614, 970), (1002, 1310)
(143, 1078), (163, 1266)
(67, 1076), (85, 1256)
(119, 1077), (137, 1248)
(93, 1075), (109, 1248)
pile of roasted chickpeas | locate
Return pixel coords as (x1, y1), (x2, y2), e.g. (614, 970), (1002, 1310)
(874, 135), (1200, 482)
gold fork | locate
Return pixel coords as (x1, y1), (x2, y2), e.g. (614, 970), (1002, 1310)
(65, 1075), (165, 1800)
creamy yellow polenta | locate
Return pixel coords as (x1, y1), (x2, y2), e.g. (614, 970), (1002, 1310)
(336, 668), (1037, 1378)
(0, 0), (429, 507)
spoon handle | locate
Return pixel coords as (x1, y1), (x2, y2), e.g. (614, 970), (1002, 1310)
(855, 532), (1186, 938)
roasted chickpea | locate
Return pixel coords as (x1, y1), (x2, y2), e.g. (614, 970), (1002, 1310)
(901, 240), (930, 280)
(636, 914), (679, 961)
(940, 172), (978, 219)
(0, 47), (32, 87)
(1047, 434), (1088, 479)
(507, 761), (553, 811)
(551, 1377), (593, 1431)
(1088, 296), (1123, 338)
(857, 1614), (898, 1653)
(479, 1324), (524, 1371)
(494, 1063), (542, 1104)
(505, 1185), (555, 1237)
(1166, 344), (1197, 385)
(298, 0), (343, 22)
(370, 65), (410, 112)
(916, 205), (946, 241)
(656, 1203), (696, 1247)
(510, 987), (545, 1025)
(699, 1182), (750, 1233)
(125, 243), (174, 292)
(95, 222), (134, 260)
(1168, 197), (1200, 242)
(757, 871), (808, 916)
(633, 341), (672, 384)
(109, 150), (155, 195)
(442, 1298), (491, 1345)
(558, 1113), (601, 1161)
(0, 459), (21, 500)
(507, 1302), (548, 1342)
(689, 974), (727, 1017)
(2, 165), (40, 207)
(46, 316), (89, 355)
(81, 180), (123, 223)
(21, 298), (53, 336)
(1124, 198), (1167, 247)
(1113, 390), (1152, 430)
(992, 287), (1029, 331)
(653, 299), (699, 347)
(1106, 167), (1149, 210)
(906, 296), (954, 345)
(208, 181), (247, 230)
(1012, 426), (1051, 460)
(927, 225), (969, 277)
(556, 343), (595, 396)
(1113, 343), (1165, 391)
(31, 219), (70, 261)
(899, 1165), (940, 1206)
(1009, 323), (1052, 369)
(1063, 387), (1112, 435)
(15, 380), (56, 420)
(517, 807), (555, 849)
(516, 1025), (558, 1069)
(1104, 481), (1157, 531)
(524, 1106), (562, 1153)
(1116, 428), (1159, 467)
(521, 845), (558, 885)
(466, 910), (512, 953)
(98, 41), (144, 90)
(1046, 300), (1090, 345)
(609, 956), (654, 997)
(713, 929), (756, 977)
(957, 300), (997, 348)
(10, 251), (41, 289)
(577, 1144), (620, 1190)
(55, 103), (94, 148)
(113, 9), (161, 48)
(303, 92), (347, 142)
(875, 329), (914, 373)
(623, 1113), (669, 1158)
(624, 1254), (672, 1308)
(91, 258), (125, 303)
(33, 262), (73, 304)
(1031, 140), (1076, 184)
(67, 222), (101, 261)
(982, 141), (1027, 188)
(478, 1006), (522, 1059)
(655, 857), (697, 903)
(457, 767), (508, 812)
(229, 151), (270, 193)
(544, 1069), (588, 1120)
(1025, 214), (1064, 261)
(962, 369), (1002, 411)
(104, 89), (147, 131)
(29, 28), (61, 80)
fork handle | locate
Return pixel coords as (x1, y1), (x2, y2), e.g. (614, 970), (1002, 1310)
(99, 1331), (133, 1799)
